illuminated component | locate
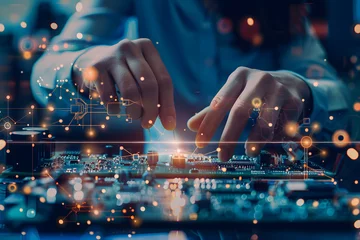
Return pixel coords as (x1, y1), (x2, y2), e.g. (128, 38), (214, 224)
(82, 66), (99, 83)
(354, 24), (360, 34)
(58, 219), (64, 225)
(355, 220), (360, 229)
(26, 209), (36, 218)
(48, 106), (55, 112)
(285, 121), (299, 137)
(353, 102), (360, 112)
(332, 130), (350, 148)
(77, 33), (83, 39)
(247, 17), (254, 26)
(347, 148), (359, 160)
(351, 198), (359, 206)
(296, 198), (305, 207)
(140, 77), (145, 81)
(23, 51), (32, 60)
(0, 140), (6, 151)
(50, 22), (58, 30)
(20, 21), (27, 28)
(251, 98), (262, 109)
(216, 147), (221, 152)
(8, 183), (17, 192)
(0, 23), (5, 32)
(76, 2), (83, 12)
(300, 136), (312, 149)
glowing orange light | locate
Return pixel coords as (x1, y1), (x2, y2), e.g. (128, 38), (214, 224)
(48, 106), (55, 112)
(50, 22), (58, 30)
(332, 130), (350, 148)
(347, 148), (359, 160)
(58, 219), (64, 225)
(247, 17), (254, 26)
(285, 121), (299, 137)
(82, 66), (99, 82)
(23, 51), (32, 60)
(354, 24), (360, 34)
(251, 98), (262, 109)
(300, 136), (312, 149)
(354, 102), (360, 112)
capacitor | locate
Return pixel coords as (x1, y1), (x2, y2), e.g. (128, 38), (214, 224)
(23, 127), (55, 159)
(147, 150), (159, 168)
(7, 131), (41, 172)
(171, 155), (186, 169)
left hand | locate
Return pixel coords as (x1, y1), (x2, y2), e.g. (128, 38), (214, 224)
(187, 67), (311, 161)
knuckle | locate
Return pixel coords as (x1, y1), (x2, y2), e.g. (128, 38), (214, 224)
(136, 38), (153, 47)
(117, 39), (135, 52)
(257, 72), (273, 84)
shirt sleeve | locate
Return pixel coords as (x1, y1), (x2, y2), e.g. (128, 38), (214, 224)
(278, 26), (351, 139)
(30, 0), (134, 115)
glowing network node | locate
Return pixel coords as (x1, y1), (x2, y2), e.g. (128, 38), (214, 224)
(347, 148), (359, 160)
(251, 98), (262, 109)
(4, 122), (11, 130)
(300, 136), (312, 149)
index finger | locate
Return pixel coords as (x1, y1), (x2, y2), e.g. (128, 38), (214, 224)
(134, 39), (176, 130)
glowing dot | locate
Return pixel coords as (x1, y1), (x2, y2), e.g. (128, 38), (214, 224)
(251, 146), (256, 151)
(106, 116), (110, 120)
(296, 198), (305, 206)
(347, 148), (359, 160)
(48, 106), (55, 112)
(48, 134), (52, 138)
(0, 24), (5, 32)
(87, 220), (91, 225)
(354, 220), (360, 229)
(354, 102), (360, 112)
(268, 123), (273, 127)
(140, 76), (145, 81)
(101, 124), (105, 129)
(21, 232), (26, 236)
(354, 24), (360, 34)
(247, 17), (254, 26)
(20, 21), (27, 28)
(23, 186), (31, 194)
(82, 66), (98, 82)
(285, 121), (299, 137)
(153, 201), (158, 206)
(94, 209), (99, 215)
(59, 119), (63, 123)
(120, 146), (124, 150)
(76, 2), (83, 12)
(300, 136), (312, 149)
(0, 205), (4, 211)
(65, 127), (69, 131)
(76, 33), (83, 39)
(140, 206), (145, 212)
(251, 98), (262, 109)
(313, 81), (319, 87)
(50, 22), (58, 30)
(6, 95), (10, 100)
(216, 147), (221, 152)
(23, 51), (32, 60)
(59, 219), (64, 225)
(274, 106), (279, 110)
(148, 120), (153, 125)
(329, 116), (334, 120)
(157, 104), (161, 107)
(351, 198), (359, 206)
(19, 208), (24, 212)
(355, 180), (359, 184)
(353, 209), (360, 215)
(88, 130), (94, 136)
(101, 188), (106, 193)
(312, 201), (319, 208)
(253, 220), (258, 224)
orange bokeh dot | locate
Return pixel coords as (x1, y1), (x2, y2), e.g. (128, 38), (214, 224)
(353, 102), (360, 112)
(347, 148), (359, 160)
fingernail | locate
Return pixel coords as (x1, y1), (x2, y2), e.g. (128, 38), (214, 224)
(166, 116), (176, 130)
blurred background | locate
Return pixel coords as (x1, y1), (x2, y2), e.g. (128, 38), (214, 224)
(0, 0), (360, 187)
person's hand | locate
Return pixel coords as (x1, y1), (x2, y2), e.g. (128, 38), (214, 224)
(73, 38), (176, 130)
(187, 67), (311, 161)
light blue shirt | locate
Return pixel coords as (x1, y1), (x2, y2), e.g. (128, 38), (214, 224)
(31, 0), (350, 153)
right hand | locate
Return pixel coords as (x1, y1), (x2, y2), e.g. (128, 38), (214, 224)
(73, 38), (176, 130)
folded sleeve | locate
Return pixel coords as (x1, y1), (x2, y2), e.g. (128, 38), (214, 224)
(31, 0), (134, 115)
(278, 26), (351, 138)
